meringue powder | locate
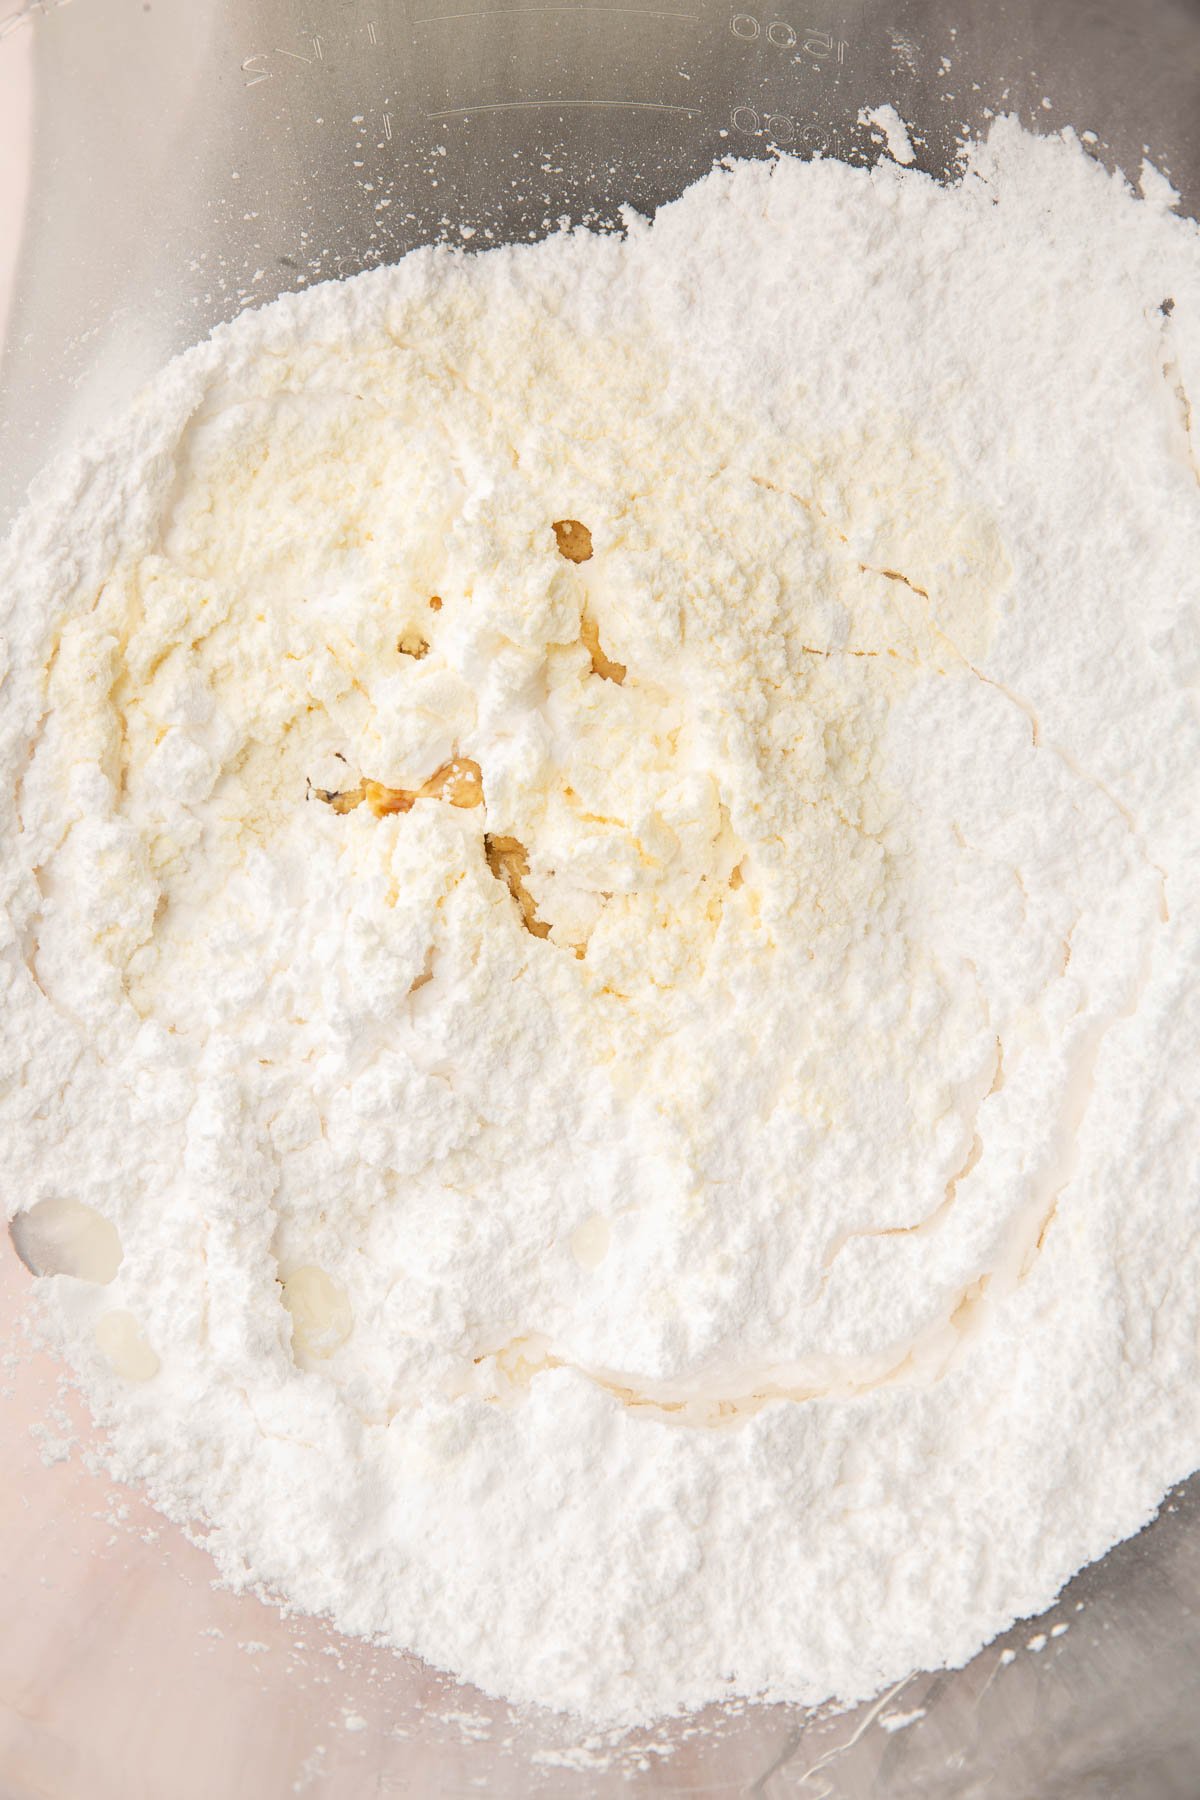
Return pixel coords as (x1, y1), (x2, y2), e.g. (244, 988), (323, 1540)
(2, 117), (1198, 1727)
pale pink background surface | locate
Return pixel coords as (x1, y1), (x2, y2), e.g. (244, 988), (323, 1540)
(0, 29), (31, 344)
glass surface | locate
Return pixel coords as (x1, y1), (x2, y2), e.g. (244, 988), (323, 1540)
(1, 1), (1198, 1792)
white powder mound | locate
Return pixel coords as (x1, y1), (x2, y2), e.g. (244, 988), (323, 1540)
(2, 118), (1199, 1727)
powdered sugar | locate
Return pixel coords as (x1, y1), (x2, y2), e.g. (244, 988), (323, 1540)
(860, 104), (917, 163)
(2, 118), (1198, 1726)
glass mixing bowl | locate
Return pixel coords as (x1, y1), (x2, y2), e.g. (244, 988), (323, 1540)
(1, 1), (1197, 1792)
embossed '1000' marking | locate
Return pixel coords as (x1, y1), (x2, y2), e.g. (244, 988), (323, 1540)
(731, 105), (799, 141)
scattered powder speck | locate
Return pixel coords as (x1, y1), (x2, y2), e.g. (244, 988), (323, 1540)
(1140, 158), (1181, 210)
(879, 1707), (927, 1734)
(437, 1711), (494, 1742)
(28, 1421), (73, 1465)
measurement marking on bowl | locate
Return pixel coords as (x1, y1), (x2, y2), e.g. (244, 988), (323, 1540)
(240, 37), (325, 85)
(730, 14), (849, 59)
(732, 103), (798, 139)
(425, 97), (702, 118)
